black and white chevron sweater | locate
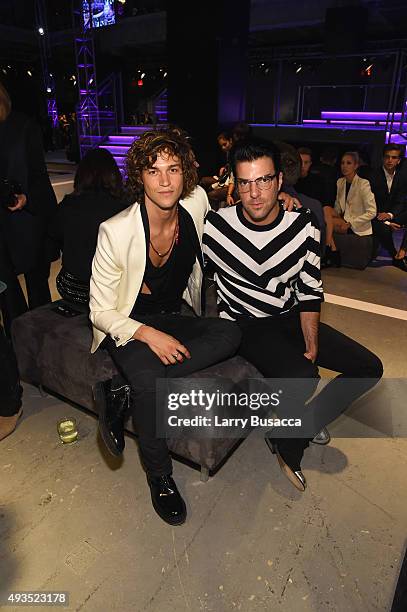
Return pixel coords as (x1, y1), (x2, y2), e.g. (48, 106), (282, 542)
(203, 203), (324, 320)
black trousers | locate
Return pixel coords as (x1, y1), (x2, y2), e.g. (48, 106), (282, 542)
(0, 326), (23, 416)
(236, 313), (383, 442)
(23, 259), (52, 310)
(0, 239), (51, 336)
(372, 218), (397, 258)
(105, 315), (241, 477)
(0, 237), (27, 336)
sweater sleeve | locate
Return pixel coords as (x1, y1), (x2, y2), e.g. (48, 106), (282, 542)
(295, 214), (324, 312)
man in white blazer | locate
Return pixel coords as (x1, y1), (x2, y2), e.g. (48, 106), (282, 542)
(89, 127), (241, 526)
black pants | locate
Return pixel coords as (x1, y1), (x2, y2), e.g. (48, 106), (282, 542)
(0, 245), (51, 336)
(0, 326), (23, 416)
(236, 313), (383, 443)
(372, 218), (397, 258)
(105, 315), (241, 477)
(24, 259), (52, 310)
(0, 237), (27, 336)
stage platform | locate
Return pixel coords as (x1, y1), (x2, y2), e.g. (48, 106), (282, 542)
(251, 123), (387, 166)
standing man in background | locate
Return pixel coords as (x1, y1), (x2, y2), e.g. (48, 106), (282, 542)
(0, 82), (58, 333)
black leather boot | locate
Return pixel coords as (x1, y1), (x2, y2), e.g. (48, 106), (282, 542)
(147, 475), (187, 525)
(321, 247), (341, 269)
(94, 379), (130, 456)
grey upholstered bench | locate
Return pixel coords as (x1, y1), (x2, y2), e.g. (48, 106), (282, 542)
(11, 302), (262, 481)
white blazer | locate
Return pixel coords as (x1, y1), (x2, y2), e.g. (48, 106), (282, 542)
(334, 174), (377, 236)
(89, 185), (210, 353)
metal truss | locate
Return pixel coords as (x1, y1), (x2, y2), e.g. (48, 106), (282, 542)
(34, 0), (58, 127)
(72, 0), (101, 156)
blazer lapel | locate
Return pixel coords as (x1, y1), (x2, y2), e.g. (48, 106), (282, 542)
(179, 204), (204, 270)
(390, 170), (400, 196)
(339, 178), (346, 211)
(347, 174), (358, 201)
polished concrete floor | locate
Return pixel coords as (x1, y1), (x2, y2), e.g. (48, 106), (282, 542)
(1, 170), (406, 611)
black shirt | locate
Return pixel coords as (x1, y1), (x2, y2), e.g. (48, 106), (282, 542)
(130, 203), (196, 316)
(48, 189), (128, 282)
(296, 173), (328, 205)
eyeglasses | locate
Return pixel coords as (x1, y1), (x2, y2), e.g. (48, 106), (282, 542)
(236, 174), (277, 193)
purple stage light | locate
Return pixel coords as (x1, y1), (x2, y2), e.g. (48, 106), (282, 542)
(107, 135), (137, 144)
(99, 145), (129, 155)
(321, 111), (402, 121)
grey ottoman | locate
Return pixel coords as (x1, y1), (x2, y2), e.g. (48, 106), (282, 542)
(11, 302), (262, 480)
(333, 233), (373, 269)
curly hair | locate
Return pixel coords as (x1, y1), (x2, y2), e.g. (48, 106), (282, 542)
(125, 126), (198, 200)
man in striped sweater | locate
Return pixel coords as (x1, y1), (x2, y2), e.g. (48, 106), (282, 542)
(203, 138), (383, 492)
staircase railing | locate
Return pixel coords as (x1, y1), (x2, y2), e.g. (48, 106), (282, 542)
(96, 72), (124, 140)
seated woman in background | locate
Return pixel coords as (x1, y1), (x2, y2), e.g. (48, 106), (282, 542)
(49, 148), (129, 305)
(323, 151), (376, 268)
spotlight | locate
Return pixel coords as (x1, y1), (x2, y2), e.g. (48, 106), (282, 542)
(2, 69), (7, 75)
(38, 27), (44, 35)
(46, 87), (52, 93)
(88, 78), (94, 85)
(163, 72), (167, 77)
(27, 70), (32, 77)
(140, 72), (145, 79)
(296, 65), (302, 73)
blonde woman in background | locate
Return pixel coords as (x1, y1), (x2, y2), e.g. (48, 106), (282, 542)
(323, 151), (376, 267)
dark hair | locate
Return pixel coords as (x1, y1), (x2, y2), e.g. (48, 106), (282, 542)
(230, 138), (281, 178)
(382, 143), (403, 158)
(320, 146), (338, 164)
(217, 130), (232, 141)
(276, 142), (301, 186)
(125, 125), (198, 200)
(74, 148), (124, 198)
(297, 146), (312, 158)
(232, 122), (252, 143)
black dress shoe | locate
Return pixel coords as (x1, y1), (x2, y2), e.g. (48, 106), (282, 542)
(265, 436), (306, 492)
(147, 475), (187, 525)
(94, 380), (130, 456)
(321, 248), (341, 269)
(393, 257), (407, 272)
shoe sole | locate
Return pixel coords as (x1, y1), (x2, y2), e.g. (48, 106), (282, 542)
(93, 384), (123, 457)
(150, 495), (187, 526)
(265, 437), (306, 492)
(310, 435), (331, 446)
(0, 408), (23, 442)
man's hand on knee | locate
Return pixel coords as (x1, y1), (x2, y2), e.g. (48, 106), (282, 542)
(133, 325), (191, 365)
